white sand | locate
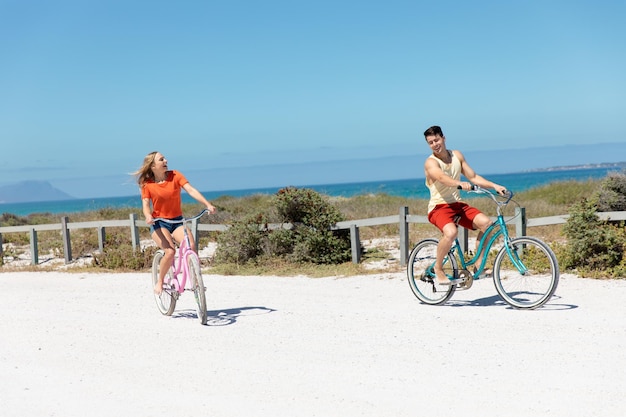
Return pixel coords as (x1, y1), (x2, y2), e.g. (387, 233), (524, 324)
(2, 270), (626, 417)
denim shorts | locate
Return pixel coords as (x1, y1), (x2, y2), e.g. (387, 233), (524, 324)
(150, 216), (184, 234)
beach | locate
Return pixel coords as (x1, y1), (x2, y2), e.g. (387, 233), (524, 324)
(2, 270), (626, 417)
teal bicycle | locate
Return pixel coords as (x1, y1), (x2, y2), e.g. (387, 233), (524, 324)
(407, 185), (559, 309)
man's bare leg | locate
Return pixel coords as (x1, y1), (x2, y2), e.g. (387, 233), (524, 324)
(434, 223), (458, 284)
(473, 215), (493, 275)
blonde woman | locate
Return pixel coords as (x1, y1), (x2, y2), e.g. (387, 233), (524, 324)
(134, 151), (216, 294)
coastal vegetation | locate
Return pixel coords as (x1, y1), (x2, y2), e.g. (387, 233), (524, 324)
(2, 173), (626, 278)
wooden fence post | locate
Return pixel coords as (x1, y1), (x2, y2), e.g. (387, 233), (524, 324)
(459, 227), (468, 254)
(61, 216), (72, 264)
(97, 226), (106, 252)
(349, 224), (361, 264)
(30, 228), (38, 265)
(191, 217), (199, 244)
(515, 207), (526, 237)
(399, 206), (409, 266)
(130, 213), (139, 251)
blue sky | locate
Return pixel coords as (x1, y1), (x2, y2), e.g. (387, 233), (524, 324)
(1, 0), (625, 198)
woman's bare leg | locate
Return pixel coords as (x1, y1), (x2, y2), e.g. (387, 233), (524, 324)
(152, 229), (177, 294)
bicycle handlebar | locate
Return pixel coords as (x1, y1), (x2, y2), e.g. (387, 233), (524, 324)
(457, 184), (514, 203)
(152, 209), (209, 224)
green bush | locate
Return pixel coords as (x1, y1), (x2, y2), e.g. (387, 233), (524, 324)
(214, 187), (351, 265)
(561, 198), (626, 277)
(275, 186), (344, 228)
(266, 228), (295, 257)
(596, 171), (626, 212)
(93, 244), (157, 270)
(289, 227), (351, 264)
(274, 187), (351, 264)
(214, 213), (267, 264)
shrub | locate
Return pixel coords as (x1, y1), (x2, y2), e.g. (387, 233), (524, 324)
(215, 213), (267, 264)
(266, 228), (295, 257)
(289, 227), (351, 264)
(93, 244), (157, 270)
(274, 187), (351, 264)
(596, 170), (626, 212)
(561, 198), (626, 276)
(275, 186), (344, 229)
(214, 187), (351, 265)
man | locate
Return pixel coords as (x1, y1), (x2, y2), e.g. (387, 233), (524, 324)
(423, 125), (507, 285)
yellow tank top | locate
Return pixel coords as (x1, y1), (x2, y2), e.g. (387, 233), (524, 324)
(426, 150), (463, 213)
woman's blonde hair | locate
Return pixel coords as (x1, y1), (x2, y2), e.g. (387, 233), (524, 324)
(133, 151), (159, 187)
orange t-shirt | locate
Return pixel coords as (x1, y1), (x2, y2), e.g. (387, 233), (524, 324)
(141, 170), (189, 218)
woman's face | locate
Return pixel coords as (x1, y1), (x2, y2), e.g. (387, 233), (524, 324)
(151, 152), (168, 173)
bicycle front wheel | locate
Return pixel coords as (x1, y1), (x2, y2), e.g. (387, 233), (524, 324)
(187, 254), (207, 325)
(152, 250), (176, 316)
(407, 239), (457, 305)
(493, 237), (559, 309)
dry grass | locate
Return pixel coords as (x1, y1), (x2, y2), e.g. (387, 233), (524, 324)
(1, 179), (604, 274)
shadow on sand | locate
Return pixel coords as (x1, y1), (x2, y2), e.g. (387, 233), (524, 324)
(172, 306), (277, 326)
(445, 292), (577, 310)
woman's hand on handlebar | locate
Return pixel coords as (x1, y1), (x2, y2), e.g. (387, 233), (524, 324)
(494, 184), (508, 196)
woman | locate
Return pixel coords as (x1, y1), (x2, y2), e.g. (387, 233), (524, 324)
(134, 151), (216, 294)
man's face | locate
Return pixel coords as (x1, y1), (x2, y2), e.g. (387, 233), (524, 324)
(425, 134), (445, 153)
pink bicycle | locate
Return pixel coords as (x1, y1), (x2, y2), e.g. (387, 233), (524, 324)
(151, 210), (208, 325)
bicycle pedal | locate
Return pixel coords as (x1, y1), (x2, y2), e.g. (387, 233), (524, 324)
(455, 270), (474, 290)
(455, 270), (471, 281)
(456, 279), (474, 290)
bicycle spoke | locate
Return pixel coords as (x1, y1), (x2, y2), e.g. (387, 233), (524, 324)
(493, 237), (559, 309)
(407, 239), (457, 305)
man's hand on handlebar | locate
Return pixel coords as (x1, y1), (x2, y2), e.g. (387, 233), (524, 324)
(457, 183), (510, 197)
(456, 182), (473, 191)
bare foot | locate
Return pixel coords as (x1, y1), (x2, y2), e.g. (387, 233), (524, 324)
(474, 266), (493, 278)
(434, 268), (450, 284)
(434, 268), (463, 286)
(154, 281), (163, 295)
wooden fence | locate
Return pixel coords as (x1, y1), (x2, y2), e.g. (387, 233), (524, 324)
(2, 209), (626, 267)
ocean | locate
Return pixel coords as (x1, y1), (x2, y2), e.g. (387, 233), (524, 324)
(0, 167), (618, 217)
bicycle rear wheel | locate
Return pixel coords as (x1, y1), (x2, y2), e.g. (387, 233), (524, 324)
(493, 236), (559, 309)
(187, 254), (207, 325)
(152, 250), (176, 316)
(407, 239), (457, 305)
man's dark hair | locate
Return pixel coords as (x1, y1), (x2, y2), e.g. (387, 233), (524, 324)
(423, 125), (444, 137)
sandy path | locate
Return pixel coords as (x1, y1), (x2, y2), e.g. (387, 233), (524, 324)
(1, 271), (625, 417)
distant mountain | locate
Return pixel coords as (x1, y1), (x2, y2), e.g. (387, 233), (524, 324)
(3, 142), (626, 201)
(0, 181), (75, 203)
(526, 162), (626, 172)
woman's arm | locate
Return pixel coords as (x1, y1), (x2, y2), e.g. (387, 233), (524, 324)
(142, 198), (155, 224)
(182, 183), (216, 213)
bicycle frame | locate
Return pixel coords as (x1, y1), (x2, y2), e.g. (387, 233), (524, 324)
(449, 186), (528, 278)
(153, 209), (207, 294)
(167, 236), (197, 294)
(407, 185), (559, 309)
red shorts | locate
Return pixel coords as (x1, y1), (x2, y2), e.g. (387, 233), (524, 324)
(428, 202), (482, 232)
